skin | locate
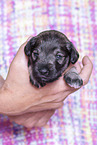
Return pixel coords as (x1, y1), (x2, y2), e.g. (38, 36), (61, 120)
(0, 36), (93, 128)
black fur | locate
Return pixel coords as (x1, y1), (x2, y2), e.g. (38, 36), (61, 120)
(24, 30), (79, 88)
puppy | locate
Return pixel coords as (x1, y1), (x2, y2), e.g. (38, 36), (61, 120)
(24, 30), (83, 88)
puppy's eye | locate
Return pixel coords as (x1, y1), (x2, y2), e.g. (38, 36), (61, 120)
(56, 53), (64, 60)
(56, 53), (66, 64)
(32, 50), (39, 61)
(33, 52), (38, 57)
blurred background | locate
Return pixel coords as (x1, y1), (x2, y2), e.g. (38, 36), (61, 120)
(0, 0), (96, 145)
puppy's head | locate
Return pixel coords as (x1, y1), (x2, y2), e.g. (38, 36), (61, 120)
(24, 30), (79, 87)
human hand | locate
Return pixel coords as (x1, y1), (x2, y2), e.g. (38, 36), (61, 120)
(0, 37), (93, 127)
(0, 75), (55, 128)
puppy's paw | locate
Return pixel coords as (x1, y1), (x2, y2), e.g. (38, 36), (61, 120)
(40, 82), (46, 87)
(28, 65), (40, 88)
(30, 77), (40, 88)
(64, 75), (83, 88)
(64, 72), (83, 89)
(30, 77), (46, 88)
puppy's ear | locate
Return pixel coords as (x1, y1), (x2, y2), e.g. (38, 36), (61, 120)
(66, 42), (79, 64)
(24, 37), (36, 56)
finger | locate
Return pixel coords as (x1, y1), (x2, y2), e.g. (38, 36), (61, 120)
(9, 110), (54, 128)
(73, 61), (82, 73)
(9, 112), (40, 127)
(27, 101), (64, 112)
(64, 61), (82, 74)
(23, 112), (43, 128)
(22, 110), (55, 128)
(9, 112), (34, 125)
(19, 36), (33, 50)
(9, 36), (33, 71)
(16, 36), (33, 56)
(79, 56), (93, 85)
(35, 110), (55, 127)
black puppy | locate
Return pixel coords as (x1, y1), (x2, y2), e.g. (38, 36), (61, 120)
(24, 30), (83, 88)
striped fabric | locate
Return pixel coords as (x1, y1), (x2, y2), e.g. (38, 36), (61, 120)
(0, 0), (97, 144)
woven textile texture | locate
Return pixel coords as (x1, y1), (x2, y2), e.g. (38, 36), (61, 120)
(0, 0), (97, 145)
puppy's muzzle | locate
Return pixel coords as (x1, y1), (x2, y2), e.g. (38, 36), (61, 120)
(39, 67), (49, 76)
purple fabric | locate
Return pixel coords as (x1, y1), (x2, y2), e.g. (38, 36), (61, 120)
(0, 0), (97, 144)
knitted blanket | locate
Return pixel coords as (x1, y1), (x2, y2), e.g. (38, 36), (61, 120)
(0, 0), (96, 144)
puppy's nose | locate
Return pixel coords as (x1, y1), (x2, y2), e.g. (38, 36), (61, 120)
(39, 68), (49, 76)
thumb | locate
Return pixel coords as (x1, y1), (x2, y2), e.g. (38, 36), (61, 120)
(10, 36), (33, 67)
(79, 56), (93, 85)
(16, 36), (33, 58)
